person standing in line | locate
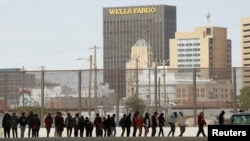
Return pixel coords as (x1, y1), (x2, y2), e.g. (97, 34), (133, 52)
(137, 115), (144, 137)
(56, 112), (64, 137)
(110, 114), (116, 136)
(167, 112), (177, 137)
(79, 116), (85, 137)
(19, 112), (28, 138)
(94, 113), (103, 137)
(119, 114), (126, 137)
(157, 113), (165, 137)
(125, 113), (132, 137)
(72, 113), (80, 137)
(10, 112), (19, 138)
(143, 112), (150, 137)
(218, 110), (225, 125)
(151, 112), (158, 137)
(196, 112), (207, 137)
(85, 117), (93, 137)
(177, 111), (186, 137)
(27, 111), (34, 138)
(65, 112), (73, 137)
(102, 117), (107, 137)
(2, 112), (11, 138)
(31, 114), (41, 138)
(105, 115), (112, 137)
(44, 113), (53, 137)
(132, 111), (139, 137)
(54, 112), (60, 137)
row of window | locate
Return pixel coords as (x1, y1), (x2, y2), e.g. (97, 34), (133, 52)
(177, 48), (200, 51)
(178, 64), (200, 67)
(178, 59), (200, 62)
(178, 54), (200, 57)
(178, 43), (200, 46)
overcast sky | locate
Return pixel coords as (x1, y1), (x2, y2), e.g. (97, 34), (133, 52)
(0, 0), (249, 70)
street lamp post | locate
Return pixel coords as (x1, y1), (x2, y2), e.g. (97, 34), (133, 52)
(88, 55), (93, 116)
(89, 45), (100, 108)
(76, 55), (94, 117)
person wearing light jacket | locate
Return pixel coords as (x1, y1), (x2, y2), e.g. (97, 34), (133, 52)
(177, 111), (186, 137)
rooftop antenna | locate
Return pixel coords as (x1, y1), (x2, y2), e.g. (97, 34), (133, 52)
(206, 9), (210, 26)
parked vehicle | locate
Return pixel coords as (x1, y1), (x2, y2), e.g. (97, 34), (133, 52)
(228, 112), (250, 125)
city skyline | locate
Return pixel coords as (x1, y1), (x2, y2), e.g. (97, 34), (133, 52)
(0, 0), (249, 70)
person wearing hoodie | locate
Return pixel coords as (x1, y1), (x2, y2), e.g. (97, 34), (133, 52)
(177, 111), (186, 137)
(167, 112), (177, 137)
(10, 112), (19, 138)
(2, 112), (11, 138)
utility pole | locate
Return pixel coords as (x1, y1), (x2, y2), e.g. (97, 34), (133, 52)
(89, 45), (100, 108)
(154, 62), (158, 112)
(193, 68), (197, 126)
(163, 60), (166, 115)
(21, 66), (25, 107)
(148, 47), (152, 105)
(88, 55), (93, 117)
(94, 46), (97, 108)
(41, 66), (45, 121)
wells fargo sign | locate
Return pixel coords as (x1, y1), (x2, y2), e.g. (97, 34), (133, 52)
(109, 7), (156, 15)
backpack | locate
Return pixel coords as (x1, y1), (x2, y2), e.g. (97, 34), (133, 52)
(119, 117), (125, 126)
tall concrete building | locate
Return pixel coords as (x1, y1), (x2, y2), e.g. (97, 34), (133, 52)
(241, 17), (250, 87)
(169, 26), (232, 80)
(103, 5), (176, 98)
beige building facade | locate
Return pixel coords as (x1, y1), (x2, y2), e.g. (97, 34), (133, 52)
(169, 26), (232, 80)
(241, 17), (250, 87)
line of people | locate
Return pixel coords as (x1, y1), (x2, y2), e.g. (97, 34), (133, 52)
(119, 111), (187, 137)
(2, 110), (213, 138)
(2, 111), (41, 138)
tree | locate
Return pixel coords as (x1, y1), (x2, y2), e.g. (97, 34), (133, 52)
(237, 86), (250, 111)
(124, 95), (146, 114)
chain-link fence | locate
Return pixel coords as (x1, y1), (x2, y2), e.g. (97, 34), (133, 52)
(0, 67), (244, 126)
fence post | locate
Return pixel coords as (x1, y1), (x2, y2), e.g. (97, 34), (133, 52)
(233, 67), (237, 112)
(41, 66), (45, 122)
(78, 70), (82, 115)
(193, 68), (197, 127)
(154, 63), (158, 112)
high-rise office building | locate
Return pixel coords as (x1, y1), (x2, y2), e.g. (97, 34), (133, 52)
(241, 17), (250, 87)
(103, 5), (176, 98)
(169, 26), (232, 80)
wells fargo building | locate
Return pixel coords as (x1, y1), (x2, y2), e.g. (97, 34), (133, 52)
(103, 5), (176, 99)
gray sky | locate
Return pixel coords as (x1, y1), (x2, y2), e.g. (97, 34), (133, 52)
(0, 0), (249, 70)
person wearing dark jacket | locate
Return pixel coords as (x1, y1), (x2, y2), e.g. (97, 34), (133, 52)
(218, 110), (225, 125)
(85, 117), (93, 137)
(151, 112), (158, 137)
(2, 112), (11, 138)
(27, 111), (34, 138)
(125, 113), (132, 137)
(10, 112), (19, 138)
(19, 112), (28, 138)
(105, 115), (111, 137)
(158, 113), (165, 136)
(44, 113), (53, 137)
(110, 114), (116, 136)
(119, 114), (126, 137)
(79, 116), (85, 137)
(196, 112), (206, 137)
(94, 113), (102, 137)
(31, 114), (41, 138)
